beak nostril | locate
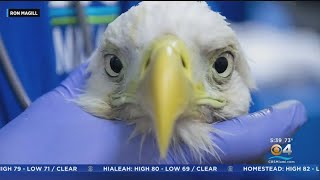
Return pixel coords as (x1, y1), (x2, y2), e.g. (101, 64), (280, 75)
(145, 58), (151, 69)
(181, 56), (187, 69)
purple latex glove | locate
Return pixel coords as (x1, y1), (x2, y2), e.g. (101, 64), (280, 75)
(0, 63), (307, 164)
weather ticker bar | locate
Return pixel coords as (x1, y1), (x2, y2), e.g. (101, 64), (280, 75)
(0, 165), (319, 175)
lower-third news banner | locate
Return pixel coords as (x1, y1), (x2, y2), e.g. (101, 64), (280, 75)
(0, 165), (319, 175)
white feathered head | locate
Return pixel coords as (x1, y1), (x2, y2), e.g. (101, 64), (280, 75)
(77, 1), (255, 163)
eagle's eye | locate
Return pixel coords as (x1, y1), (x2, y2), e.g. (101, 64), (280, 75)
(213, 51), (234, 78)
(104, 54), (123, 77)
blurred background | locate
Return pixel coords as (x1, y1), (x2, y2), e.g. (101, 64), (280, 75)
(0, 1), (319, 163)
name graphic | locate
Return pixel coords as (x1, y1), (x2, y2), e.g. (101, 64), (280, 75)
(7, 9), (40, 17)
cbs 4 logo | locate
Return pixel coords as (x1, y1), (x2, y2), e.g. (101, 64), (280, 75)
(271, 144), (292, 156)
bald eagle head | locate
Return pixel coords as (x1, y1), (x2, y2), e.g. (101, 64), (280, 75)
(77, 1), (255, 163)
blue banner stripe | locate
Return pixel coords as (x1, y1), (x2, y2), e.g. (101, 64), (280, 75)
(49, 8), (74, 17)
(49, 6), (120, 17)
(86, 6), (120, 16)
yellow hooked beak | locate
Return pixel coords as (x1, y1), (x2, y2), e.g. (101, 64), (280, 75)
(140, 35), (193, 158)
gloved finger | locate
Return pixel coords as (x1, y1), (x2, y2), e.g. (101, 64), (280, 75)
(209, 100), (307, 163)
(55, 62), (91, 98)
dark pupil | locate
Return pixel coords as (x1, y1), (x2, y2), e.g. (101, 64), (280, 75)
(110, 56), (123, 73)
(214, 57), (228, 73)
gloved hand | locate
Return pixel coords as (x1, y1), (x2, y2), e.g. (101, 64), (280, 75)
(0, 63), (307, 164)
